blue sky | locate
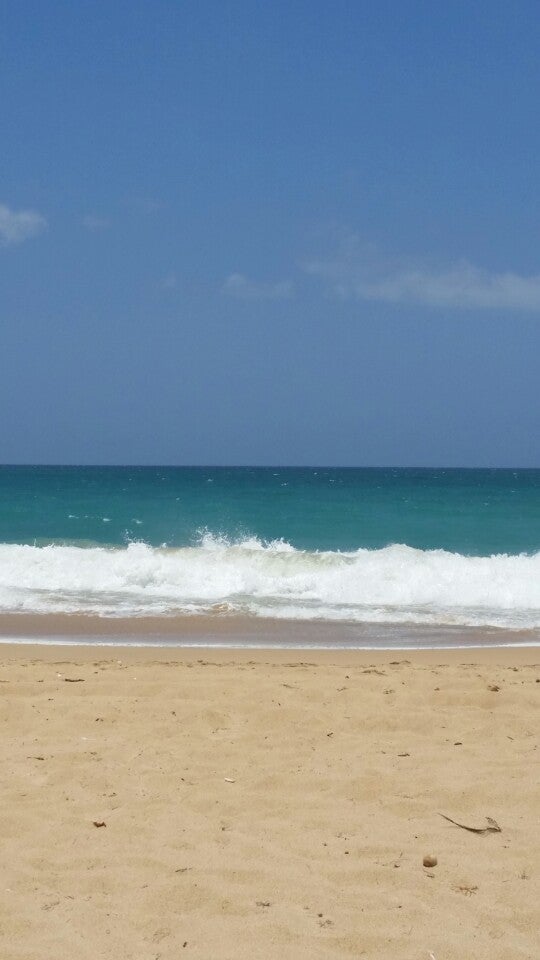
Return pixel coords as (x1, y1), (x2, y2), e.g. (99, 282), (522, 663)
(1, 0), (539, 466)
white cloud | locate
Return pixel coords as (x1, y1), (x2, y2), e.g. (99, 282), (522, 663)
(82, 214), (110, 231)
(223, 273), (293, 301)
(0, 203), (47, 245)
(305, 236), (540, 311)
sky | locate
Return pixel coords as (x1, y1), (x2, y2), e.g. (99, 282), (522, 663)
(1, 0), (539, 467)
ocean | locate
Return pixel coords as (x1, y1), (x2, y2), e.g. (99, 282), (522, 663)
(0, 465), (539, 636)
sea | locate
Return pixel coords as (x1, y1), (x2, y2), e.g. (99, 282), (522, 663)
(0, 465), (539, 647)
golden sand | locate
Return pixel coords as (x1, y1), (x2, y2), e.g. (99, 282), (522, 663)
(1, 643), (539, 959)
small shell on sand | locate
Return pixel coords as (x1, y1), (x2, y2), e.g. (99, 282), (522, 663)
(423, 854), (438, 868)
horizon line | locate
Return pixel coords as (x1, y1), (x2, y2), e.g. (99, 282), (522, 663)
(0, 463), (538, 471)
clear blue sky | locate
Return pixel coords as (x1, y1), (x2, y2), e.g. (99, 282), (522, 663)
(1, 0), (539, 466)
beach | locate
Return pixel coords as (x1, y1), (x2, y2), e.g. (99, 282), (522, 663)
(4, 0), (540, 953)
(1, 642), (538, 959)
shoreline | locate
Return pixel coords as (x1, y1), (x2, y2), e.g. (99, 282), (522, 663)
(0, 612), (539, 650)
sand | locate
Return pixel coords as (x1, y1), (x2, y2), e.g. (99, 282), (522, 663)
(1, 643), (539, 959)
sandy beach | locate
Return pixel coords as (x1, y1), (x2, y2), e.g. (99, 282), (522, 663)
(0, 642), (538, 959)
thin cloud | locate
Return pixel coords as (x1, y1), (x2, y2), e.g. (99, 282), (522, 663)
(305, 236), (540, 311)
(0, 203), (47, 245)
(82, 214), (110, 231)
(223, 273), (293, 301)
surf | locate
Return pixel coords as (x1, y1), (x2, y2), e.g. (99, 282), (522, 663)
(0, 534), (539, 629)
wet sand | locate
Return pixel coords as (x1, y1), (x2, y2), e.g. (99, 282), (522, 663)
(1, 641), (539, 958)
(1, 612), (539, 649)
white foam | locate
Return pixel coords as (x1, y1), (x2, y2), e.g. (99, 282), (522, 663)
(0, 535), (539, 628)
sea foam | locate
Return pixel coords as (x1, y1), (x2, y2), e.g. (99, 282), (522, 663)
(0, 534), (539, 628)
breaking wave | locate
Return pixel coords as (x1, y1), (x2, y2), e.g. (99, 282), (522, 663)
(0, 533), (539, 629)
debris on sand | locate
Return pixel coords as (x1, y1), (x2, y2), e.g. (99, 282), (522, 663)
(440, 814), (501, 835)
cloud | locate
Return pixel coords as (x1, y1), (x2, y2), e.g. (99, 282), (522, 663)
(223, 273), (293, 301)
(82, 214), (110, 231)
(0, 203), (47, 245)
(305, 236), (540, 311)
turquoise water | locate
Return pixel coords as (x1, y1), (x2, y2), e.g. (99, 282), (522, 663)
(1, 466), (539, 554)
(0, 466), (539, 628)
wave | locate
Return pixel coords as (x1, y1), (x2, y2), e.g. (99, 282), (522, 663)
(0, 534), (539, 628)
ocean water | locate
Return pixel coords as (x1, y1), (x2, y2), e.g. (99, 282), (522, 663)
(0, 465), (539, 630)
